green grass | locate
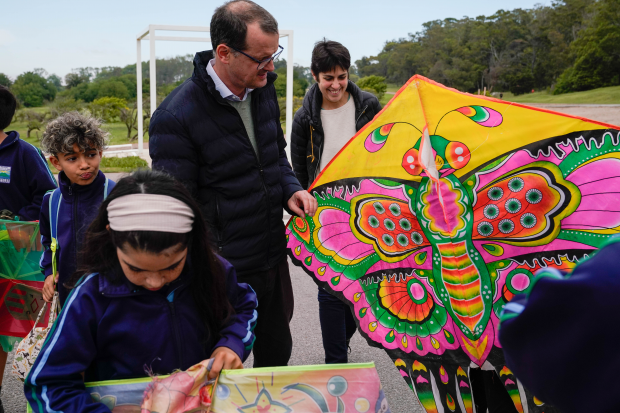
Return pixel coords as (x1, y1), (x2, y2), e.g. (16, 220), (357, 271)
(386, 83), (401, 93)
(502, 86), (620, 104)
(379, 94), (392, 107)
(46, 156), (148, 174)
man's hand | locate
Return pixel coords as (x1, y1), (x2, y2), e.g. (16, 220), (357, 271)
(287, 190), (318, 219)
(208, 347), (243, 380)
(42, 273), (57, 303)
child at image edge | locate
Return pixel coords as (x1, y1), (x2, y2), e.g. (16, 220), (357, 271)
(39, 112), (116, 307)
(24, 169), (257, 412)
(0, 86), (57, 413)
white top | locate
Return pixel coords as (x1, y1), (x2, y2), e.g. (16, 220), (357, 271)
(206, 59), (253, 102)
(319, 96), (357, 170)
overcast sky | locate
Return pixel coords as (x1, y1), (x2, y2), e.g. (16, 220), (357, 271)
(2, 0), (547, 81)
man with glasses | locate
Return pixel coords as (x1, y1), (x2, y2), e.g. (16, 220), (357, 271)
(149, 0), (317, 368)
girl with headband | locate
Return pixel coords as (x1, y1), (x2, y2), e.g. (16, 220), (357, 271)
(24, 169), (258, 412)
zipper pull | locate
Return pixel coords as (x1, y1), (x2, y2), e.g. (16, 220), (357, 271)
(68, 186), (73, 195)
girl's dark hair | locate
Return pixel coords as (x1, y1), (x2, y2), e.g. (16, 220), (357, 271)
(311, 39), (351, 77)
(75, 169), (233, 343)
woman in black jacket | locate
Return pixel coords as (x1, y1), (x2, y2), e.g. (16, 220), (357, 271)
(290, 39), (381, 363)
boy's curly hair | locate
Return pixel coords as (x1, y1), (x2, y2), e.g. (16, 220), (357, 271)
(41, 111), (108, 155)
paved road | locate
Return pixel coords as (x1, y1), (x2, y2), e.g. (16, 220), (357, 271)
(1, 257), (423, 413)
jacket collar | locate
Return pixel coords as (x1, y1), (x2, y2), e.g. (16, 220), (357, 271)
(0, 131), (20, 151)
(58, 170), (106, 202)
(303, 80), (365, 128)
(192, 50), (278, 106)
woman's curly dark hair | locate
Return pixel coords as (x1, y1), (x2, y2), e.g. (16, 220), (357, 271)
(40, 111), (108, 155)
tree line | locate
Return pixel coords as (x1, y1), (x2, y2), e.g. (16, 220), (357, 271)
(355, 0), (619, 95)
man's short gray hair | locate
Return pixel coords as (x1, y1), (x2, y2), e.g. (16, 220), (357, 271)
(210, 0), (278, 52)
(41, 111), (108, 155)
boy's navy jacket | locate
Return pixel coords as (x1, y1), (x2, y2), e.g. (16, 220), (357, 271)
(499, 237), (620, 413)
(0, 131), (57, 220)
(39, 170), (115, 306)
(25, 257), (258, 413)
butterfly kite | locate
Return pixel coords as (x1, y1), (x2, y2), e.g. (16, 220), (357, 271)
(286, 75), (620, 413)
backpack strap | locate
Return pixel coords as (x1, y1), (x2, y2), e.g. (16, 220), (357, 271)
(49, 188), (62, 277)
(103, 177), (115, 200)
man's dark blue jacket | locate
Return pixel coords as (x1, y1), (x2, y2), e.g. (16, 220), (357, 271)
(0, 131), (57, 220)
(499, 236), (620, 413)
(25, 257), (258, 413)
(149, 51), (303, 276)
(39, 171), (115, 306)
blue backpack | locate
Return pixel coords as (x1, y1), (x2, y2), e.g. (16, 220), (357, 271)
(48, 177), (114, 276)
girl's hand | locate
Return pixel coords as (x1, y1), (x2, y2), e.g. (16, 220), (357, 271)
(42, 273), (57, 303)
(208, 347), (243, 380)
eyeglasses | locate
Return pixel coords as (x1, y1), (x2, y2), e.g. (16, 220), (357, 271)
(229, 45), (284, 70)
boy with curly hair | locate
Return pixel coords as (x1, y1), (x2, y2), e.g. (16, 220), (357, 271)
(39, 112), (115, 307)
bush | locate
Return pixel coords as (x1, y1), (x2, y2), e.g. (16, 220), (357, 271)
(88, 97), (127, 123)
(357, 76), (387, 100)
(16, 109), (49, 138)
(277, 96), (303, 124)
(505, 72), (535, 96)
(49, 96), (84, 118)
(97, 80), (130, 100)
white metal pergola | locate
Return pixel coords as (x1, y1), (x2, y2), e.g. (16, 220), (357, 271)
(135, 24), (294, 156)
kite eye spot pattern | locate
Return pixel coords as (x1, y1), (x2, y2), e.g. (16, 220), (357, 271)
(526, 188), (543, 204)
(382, 234), (395, 246)
(327, 376), (348, 397)
(402, 148), (424, 175)
(373, 202), (386, 214)
(504, 198), (522, 214)
(411, 231), (424, 245)
(499, 219), (515, 234)
(445, 141), (470, 169)
(397, 234), (409, 247)
(488, 187), (504, 201)
(508, 177), (525, 192)
(384, 218), (396, 231)
(511, 273), (531, 292)
(368, 215), (380, 228)
(399, 218), (412, 231)
(483, 204), (499, 219)
(389, 203), (402, 216)
(477, 221), (494, 237)
(520, 213), (537, 228)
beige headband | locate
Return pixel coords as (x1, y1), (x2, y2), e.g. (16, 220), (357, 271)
(108, 194), (194, 233)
